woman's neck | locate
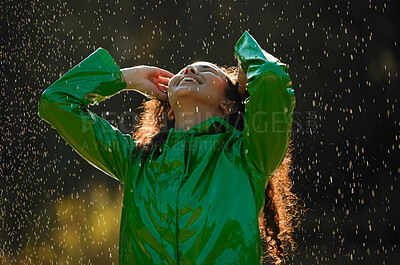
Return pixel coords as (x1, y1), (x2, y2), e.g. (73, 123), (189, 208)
(173, 103), (223, 132)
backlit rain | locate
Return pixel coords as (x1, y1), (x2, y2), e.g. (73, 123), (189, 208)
(1, 0), (398, 264)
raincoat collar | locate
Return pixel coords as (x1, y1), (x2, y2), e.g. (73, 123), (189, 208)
(156, 117), (237, 176)
(170, 116), (236, 136)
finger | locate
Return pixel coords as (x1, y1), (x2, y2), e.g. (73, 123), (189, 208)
(157, 83), (169, 92)
(157, 68), (174, 78)
(158, 76), (171, 85)
(153, 88), (168, 101)
(143, 87), (167, 101)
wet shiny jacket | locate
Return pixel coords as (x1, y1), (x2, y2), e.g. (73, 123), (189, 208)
(38, 31), (295, 264)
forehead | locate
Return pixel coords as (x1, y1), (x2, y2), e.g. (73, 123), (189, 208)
(191, 61), (219, 69)
(181, 61), (226, 77)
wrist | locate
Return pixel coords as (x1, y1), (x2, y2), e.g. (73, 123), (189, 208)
(121, 67), (142, 90)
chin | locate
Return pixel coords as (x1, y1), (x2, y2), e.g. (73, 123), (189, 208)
(170, 86), (198, 99)
(170, 92), (209, 109)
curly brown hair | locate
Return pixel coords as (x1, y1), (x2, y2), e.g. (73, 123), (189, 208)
(131, 66), (301, 264)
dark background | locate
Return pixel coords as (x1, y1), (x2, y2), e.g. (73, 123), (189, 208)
(1, 0), (399, 264)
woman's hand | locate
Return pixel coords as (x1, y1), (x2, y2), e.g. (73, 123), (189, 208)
(237, 62), (247, 95)
(121, 66), (174, 101)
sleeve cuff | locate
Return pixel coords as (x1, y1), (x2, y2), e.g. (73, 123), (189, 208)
(234, 31), (288, 74)
(50, 48), (127, 106)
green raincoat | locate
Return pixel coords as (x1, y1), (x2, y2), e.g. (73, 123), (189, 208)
(38, 31), (295, 264)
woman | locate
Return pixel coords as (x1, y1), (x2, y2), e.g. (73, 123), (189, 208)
(39, 31), (299, 264)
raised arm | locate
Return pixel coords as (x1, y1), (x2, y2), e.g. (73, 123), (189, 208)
(39, 48), (135, 183)
(235, 31), (296, 179)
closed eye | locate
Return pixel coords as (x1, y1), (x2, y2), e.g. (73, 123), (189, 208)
(201, 69), (217, 74)
(198, 66), (219, 75)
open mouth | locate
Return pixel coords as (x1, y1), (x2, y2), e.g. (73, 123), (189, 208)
(177, 76), (202, 86)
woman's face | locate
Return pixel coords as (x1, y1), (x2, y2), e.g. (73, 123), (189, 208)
(168, 62), (229, 109)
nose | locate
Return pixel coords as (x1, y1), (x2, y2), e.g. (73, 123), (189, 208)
(183, 65), (199, 75)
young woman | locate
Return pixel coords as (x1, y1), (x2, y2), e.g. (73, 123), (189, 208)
(39, 31), (299, 264)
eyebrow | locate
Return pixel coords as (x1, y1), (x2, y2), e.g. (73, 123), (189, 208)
(197, 65), (219, 74)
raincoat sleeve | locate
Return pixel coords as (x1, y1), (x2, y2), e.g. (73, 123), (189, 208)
(38, 48), (135, 183)
(234, 31), (296, 178)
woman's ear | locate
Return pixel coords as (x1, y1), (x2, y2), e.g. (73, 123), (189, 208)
(220, 99), (238, 115)
(167, 109), (175, 120)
